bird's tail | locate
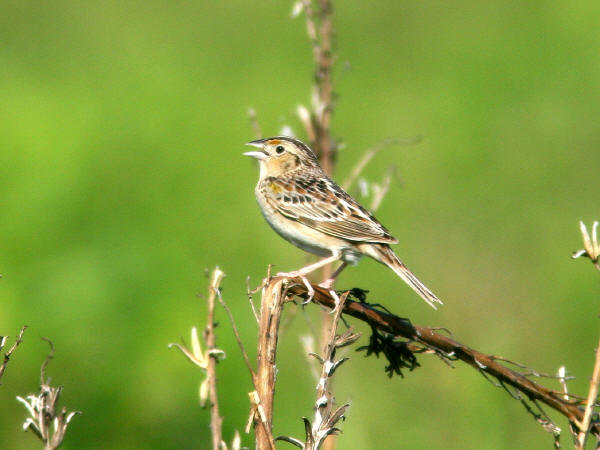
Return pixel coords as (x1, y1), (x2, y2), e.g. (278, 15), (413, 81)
(362, 243), (443, 309)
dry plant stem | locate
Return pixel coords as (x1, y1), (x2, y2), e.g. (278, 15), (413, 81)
(0, 325), (27, 384)
(304, 5), (339, 447)
(314, 0), (334, 176)
(308, 293), (353, 449)
(576, 337), (600, 449)
(217, 295), (257, 382)
(341, 137), (420, 191)
(298, 4), (338, 445)
(369, 167), (394, 212)
(300, 0), (336, 287)
(300, 0), (334, 175)
(283, 278), (600, 438)
(254, 279), (286, 450)
(205, 269), (225, 450)
(246, 277), (261, 324)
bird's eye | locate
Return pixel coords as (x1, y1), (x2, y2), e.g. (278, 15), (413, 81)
(275, 145), (285, 154)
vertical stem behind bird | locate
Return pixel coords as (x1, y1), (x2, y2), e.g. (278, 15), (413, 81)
(298, 1), (337, 449)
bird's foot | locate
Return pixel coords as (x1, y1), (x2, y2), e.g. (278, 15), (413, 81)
(299, 276), (315, 304)
(327, 288), (341, 312)
(276, 271), (315, 304)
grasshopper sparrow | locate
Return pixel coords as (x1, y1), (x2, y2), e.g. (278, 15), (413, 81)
(244, 136), (442, 309)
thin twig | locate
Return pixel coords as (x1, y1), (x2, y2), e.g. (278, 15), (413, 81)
(246, 277), (261, 324)
(205, 268), (225, 450)
(558, 366), (570, 402)
(370, 166), (395, 212)
(0, 325), (27, 385)
(307, 292), (355, 449)
(40, 337), (55, 383)
(341, 136), (421, 191)
(217, 290), (256, 382)
(576, 338), (600, 449)
(275, 292), (357, 449)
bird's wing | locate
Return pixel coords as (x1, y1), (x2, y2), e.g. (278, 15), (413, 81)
(261, 176), (398, 244)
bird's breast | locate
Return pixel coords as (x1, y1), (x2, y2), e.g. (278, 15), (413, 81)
(254, 187), (352, 259)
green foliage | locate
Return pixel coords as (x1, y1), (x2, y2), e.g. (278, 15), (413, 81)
(1, 1), (599, 448)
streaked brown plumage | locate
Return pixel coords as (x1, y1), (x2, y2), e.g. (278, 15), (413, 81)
(244, 136), (442, 309)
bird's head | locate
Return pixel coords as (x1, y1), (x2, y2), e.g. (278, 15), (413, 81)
(244, 136), (320, 179)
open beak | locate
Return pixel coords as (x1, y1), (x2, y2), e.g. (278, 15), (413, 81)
(244, 139), (269, 160)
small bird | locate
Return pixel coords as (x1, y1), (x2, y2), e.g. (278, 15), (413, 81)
(244, 136), (442, 309)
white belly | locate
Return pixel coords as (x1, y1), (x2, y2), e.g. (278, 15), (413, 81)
(255, 190), (362, 264)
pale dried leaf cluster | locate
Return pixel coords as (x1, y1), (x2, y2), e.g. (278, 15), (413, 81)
(16, 341), (80, 450)
(168, 326), (225, 407)
(573, 220), (600, 271)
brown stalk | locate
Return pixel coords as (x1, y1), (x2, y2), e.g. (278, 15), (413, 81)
(254, 279), (286, 450)
(298, 0), (336, 294)
(306, 292), (355, 449)
(298, 5), (344, 448)
(299, 0), (335, 176)
(576, 337), (600, 449)
(0, 325), (27, 385)
(283, 278), (600, 439)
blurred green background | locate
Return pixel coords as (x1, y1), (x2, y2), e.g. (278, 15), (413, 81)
(1, 1), (600, 448)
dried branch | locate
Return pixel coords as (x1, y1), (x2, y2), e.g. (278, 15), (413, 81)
(307, 292), (357, 449)
(246, 276), (261, 324)
(281, 278), (600, 441)
(206, 268), (225, 450)
(275, 292), (358, 449)
(169, 268), (227, 450)
(293, 5), (342, 448)
(572, 221), (600, 449)
(261, 0), (335, 163)
(16, 339), (80, 450)
(341, 136), (421, 191)
(254, 279), (287, 450)
(296, 0), (335, 175)
(575, 338), (600, 449)
(369, 166), (395, 212)
(0, 325), (27, 385)
(558, 366), (571, 402)
(218, 287), (256, 382)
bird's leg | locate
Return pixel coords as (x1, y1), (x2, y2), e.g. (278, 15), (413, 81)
(276, 253), (341, 279)
(318, 262), (348, 290)
(321, 288), (340, 311)
(277, 253), (341, 304)
(300, 276), (315, 305)
(317, 261), (348, 310)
